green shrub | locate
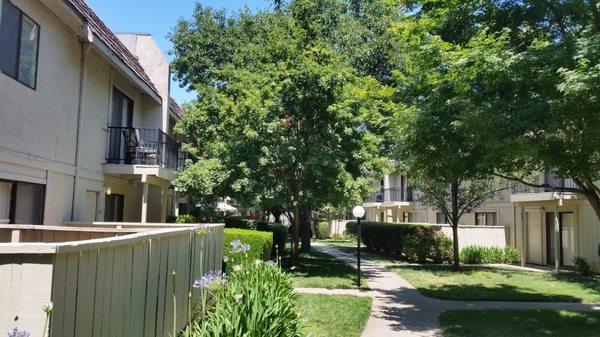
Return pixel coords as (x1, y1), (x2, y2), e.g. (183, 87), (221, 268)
(431, 234), (453, 264)
(459, 245), (521, 264)
(315, 221), (330, 239)
(256, 222), (288, 259)
(224, 217), (256, 230)
(176, 214), (198, 223)
(573, 256), (592, 276)
(194, 260), (303, 336)
(346, 221), (439, 256)
(224, 228), (273, 261)
(166, 214), (177, 223)
(404, 233), (432, 263)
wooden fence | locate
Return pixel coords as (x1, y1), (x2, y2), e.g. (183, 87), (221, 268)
(438, 225), (509, 248)
(0, 223), (224, 337)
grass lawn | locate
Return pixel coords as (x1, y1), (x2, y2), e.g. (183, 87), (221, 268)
(282, 250), (367, 288)
(296, 294), (372, 337)
(318, 239), (405, 265)
(440, 309), (600, 337)
(391, 265), (600, 302)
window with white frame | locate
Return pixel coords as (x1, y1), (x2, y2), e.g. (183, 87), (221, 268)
(0, 0), (40, 89)
(475, 212), (496, 226)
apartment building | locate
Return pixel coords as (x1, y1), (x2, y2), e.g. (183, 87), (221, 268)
(363, 171), (515, 226)
(362, 170), (600, 269)
(0, 0), (187, 225)
(511, 172), (600, 269)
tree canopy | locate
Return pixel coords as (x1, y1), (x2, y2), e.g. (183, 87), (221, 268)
(170, 1), (397, 256)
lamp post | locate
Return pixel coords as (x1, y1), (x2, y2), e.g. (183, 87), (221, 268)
(352, 205), (366, 288)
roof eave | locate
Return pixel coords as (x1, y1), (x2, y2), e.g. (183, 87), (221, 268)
(93, 37), (163, 104)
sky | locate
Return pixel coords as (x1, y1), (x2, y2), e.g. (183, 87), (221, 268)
(86, 0), (272, 104)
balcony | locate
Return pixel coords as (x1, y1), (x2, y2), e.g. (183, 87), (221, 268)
(106, 127), (188, 171)
(364, 187), (414, 204)
(510, 172), (579, 203)
(511, 173), (577, 194)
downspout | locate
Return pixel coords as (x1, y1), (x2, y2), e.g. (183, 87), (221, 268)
(71, 24), (93, 221)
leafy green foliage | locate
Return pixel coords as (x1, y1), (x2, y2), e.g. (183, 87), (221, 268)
(459, 246), (521, 264)
(256, 222), (289, 258)
(315, 221), (330, 239)
(573, 256), (593, 276)
(224, 217), (256, 230)
(194, 260), (303, 337)
(346, 221), (439, 256)
(176, 214), (198, 223)
(169, 1), (398, 256)
(223, 229), (273, 261)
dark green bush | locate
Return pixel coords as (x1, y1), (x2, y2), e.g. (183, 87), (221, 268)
(346, 221), (439, 256)
(224, 228), (273, 261)
(315, 221), (330, 239)
(432, 235), (453, 264)
(176, 213), (198, 223)
(459, 245), (521, 264)
(256, 222), (288, 259)
(224, 217), (256, 230)
(573, 256), (592, 276)
(404, 233), (432, 263)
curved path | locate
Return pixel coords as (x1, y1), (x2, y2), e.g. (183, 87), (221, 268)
(310, 243), (600, 337)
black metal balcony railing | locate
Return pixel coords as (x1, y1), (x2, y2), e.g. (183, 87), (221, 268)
(365, 187), (414, 203)
(511, 172), (577, 194)
(106, 126), (188, 171)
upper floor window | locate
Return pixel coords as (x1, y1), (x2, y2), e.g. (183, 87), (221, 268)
(0, 0), (39, 89)
(475, 212), (497, 226)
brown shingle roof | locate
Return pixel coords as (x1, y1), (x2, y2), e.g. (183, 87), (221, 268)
(65, 0), (161, 99)
(168, 97), (185, 117)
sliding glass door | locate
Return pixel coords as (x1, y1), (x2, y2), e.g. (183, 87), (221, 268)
(0, 179), (45, 224)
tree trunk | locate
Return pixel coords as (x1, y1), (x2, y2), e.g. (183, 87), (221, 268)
(451, 181), (460, 270)
(271, 207), (282, 224)
(300, 206), (312, 253)
(451, 223), (460, 269)
(291, 193), (300, 260)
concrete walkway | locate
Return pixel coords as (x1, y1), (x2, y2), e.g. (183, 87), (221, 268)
(311, 243), (600, 337)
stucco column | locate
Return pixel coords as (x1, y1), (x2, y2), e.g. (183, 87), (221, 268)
(521, 206), (526, 267)
(160, 183), (169, 223)
(554, 199), (561, 272)
(141, 176), (148, 223)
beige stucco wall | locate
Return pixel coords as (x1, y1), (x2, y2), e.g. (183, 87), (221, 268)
(514, 198), (600, 270)
(0, 1), (172, 225)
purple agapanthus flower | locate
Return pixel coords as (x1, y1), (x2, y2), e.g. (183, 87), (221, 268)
(433, 231), (444, 239)
(267, 260), (276, 266)
(230, 239), (251, 254)
(7, 327), (30, 337)
(193, 271), (226, 289)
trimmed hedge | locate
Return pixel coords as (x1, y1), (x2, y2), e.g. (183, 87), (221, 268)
(315, 221), (330, 239)
(256, 221), (288, 258)
(346, 221), (440, 256)
(224, 228), (273, 261)
(224, 217), (256, 230)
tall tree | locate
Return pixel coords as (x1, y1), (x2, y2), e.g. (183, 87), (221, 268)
(394, 0), (600, 225)
(170, 2), (395, 258)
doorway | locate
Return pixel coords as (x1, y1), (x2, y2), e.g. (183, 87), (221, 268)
(526, 210), (543, 264)
(104, 194), (124, 222)
(545, 212), (575, 267)
(0, 179), (45, 225)
(84, 191), (99, 222)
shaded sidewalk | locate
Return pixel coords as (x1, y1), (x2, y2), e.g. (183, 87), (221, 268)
(311, 243), (600, 337)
